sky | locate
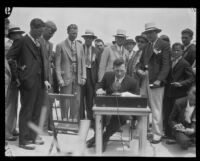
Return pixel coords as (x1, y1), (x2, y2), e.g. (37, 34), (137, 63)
(8, 7), (196, 50)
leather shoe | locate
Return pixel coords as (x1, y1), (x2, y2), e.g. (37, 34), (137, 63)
(86, 137), (95, 148)
(12, 129), (19, 136)
(33, 138), (44, 145)
(19, 144), (35, 150)
(6, 136), (17, 141)
(150, 138), (162, 144)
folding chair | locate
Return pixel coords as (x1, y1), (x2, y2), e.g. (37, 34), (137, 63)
(48, 93), (79, 154)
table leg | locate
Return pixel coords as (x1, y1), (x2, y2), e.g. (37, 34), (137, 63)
(138, 116), (147, 156)
(95, 114), (102, 155)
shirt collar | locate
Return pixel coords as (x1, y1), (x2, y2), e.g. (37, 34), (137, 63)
(28, 33), (37, 44)
(184, 43), (191, 51)
(67, 38), (75, 45)
(115, 75), (125, 84)
(116, 44), (122, 51)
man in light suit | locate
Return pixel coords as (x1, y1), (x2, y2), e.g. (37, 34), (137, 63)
(39, 20), (57, 134)
(7, 18), (47, 150)
(55, 24), (86, 122)
(181, 28), (196, 66)
(80, 30), (98, 128)
(138, 22), (170, 143)
(98, 29), (129, 82)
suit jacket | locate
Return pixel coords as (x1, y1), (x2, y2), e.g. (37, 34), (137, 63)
(165, 58), (194, 98)
(5, 57), (11, 98)
(96, 71), (139, 95)
(96, 48), (104, 76)
(83, 44), (98, 87)
(98, 44), (129, 82)
(183, 44), (196, 66)
(169, 96), (196, 131)
(139, 38), (171, 85)
(6, 35), (45, 90)
(55, 39), (86, 86)
(39, 37), (54, 85)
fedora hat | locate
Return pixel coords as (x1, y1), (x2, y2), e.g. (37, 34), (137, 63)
(135, 33), (148, 42)
(113, 29), (128, 38)
(82, 29), (97, 39)
(143, 22), (161, 34)
(8, 26), (25, 38)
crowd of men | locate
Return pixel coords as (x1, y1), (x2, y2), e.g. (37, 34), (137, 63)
(5, 17), (196, 152)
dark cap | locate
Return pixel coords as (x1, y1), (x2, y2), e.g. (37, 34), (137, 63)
(160, 35), (170, 43)
(124, 39), (136, 46)
(181, 28), (193, 37)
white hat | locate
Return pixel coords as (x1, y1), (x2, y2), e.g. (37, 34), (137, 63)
(81, 29), (97, 39)
(143, 22), (162, 34)
(113, 29), (128, 37)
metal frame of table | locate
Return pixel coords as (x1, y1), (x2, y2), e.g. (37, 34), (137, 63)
(93, 106), (151, 156)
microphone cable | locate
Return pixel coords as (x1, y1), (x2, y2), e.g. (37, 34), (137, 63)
(115, 95), (125, 152)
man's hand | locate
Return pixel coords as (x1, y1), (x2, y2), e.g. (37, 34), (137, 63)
(153, 80), (161, 87)
(173, 123), (185, 131)
(16, 78), (21, 87)
(44, 81), (51, 90)
(171, 82), (182, 87)
(96, 88), (106, 95)
(137, 69), (146, 77)
(59, 79), (65, 87)
(80, 78), (86, 85)
(184, 128), (195, 135)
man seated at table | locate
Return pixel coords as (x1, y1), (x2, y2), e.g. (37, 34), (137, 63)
(86, 58), (139, 151)
(168, 83), (196, 150)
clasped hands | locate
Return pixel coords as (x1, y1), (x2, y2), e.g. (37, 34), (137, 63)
(96, 88), (106, 95)
(173, 123), (194, 135)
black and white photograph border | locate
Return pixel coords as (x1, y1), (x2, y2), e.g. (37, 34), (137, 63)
(4, 3), (196, 157)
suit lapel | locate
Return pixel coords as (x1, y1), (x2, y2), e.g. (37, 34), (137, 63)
(172, 58), (182, 75)
(25, 35), (39, 60)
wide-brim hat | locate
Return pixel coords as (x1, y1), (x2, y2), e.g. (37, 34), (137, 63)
(143, 22), (162, 34)
(124, 39), (136, 45)
(113, 29), (128, 38)
(8, 27), (25, 38)
(135, 33), (148, 42)
(81, 29), (97, 39)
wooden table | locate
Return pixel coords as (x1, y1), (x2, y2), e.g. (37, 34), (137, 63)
(93, 106), (151, 156)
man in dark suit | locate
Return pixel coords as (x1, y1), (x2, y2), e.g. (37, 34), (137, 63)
(181, 28), (196, 66)
(169, 84), (196, 150)
(137, 22), (170, 143)
(86, 58), (139, 151)
(163, 42), (194, 139)
(6, 26), (25, 141)
(6, 18), (46, 150)
(80, 30), (98, 128)
(94, 38), (105, 73)
(39, 20), (57, 135)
